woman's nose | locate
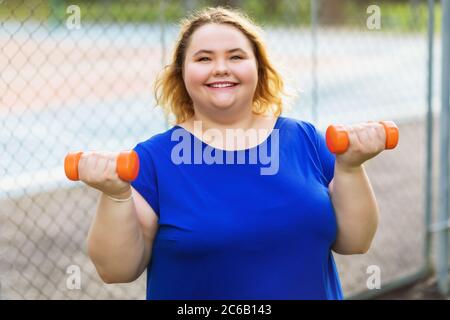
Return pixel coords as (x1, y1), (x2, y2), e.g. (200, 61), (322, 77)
(212, 60), (230, 76)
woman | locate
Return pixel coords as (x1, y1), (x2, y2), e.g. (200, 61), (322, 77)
(82, 7), (385, 300)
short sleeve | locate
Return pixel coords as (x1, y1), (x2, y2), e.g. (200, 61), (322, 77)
(313, 126), (336, 187)
(131, 143), (160, 217)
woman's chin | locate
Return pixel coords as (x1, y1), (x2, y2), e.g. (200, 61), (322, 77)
(210, 100), (236, 110)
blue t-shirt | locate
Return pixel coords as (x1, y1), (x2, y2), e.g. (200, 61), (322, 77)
(131, 116), (343, 300)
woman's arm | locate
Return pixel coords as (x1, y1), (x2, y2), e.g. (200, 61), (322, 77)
(327, 122), (387, 255)
(87, 187), (158, 283)
(329, 164), (379, 255)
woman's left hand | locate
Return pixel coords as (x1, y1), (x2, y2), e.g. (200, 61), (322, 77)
(334, 122), (387, 171)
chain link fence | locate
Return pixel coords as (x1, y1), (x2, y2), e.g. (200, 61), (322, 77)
(1, 0), (446, 299)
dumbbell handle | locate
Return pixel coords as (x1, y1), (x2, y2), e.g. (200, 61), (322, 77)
(64, 150), (140, 182)
(326, 121), (399, 154)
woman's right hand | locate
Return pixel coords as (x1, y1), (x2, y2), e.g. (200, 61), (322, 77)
(77, 151), (132, 198)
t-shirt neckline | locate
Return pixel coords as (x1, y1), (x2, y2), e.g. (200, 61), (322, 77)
(172, 116), (284, 153)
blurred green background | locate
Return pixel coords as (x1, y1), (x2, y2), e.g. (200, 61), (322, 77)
(0, 0), (442, 32)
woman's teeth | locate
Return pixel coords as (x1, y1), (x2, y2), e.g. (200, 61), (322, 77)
(207, 83), (237, 88)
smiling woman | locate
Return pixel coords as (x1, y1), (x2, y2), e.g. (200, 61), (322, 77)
(125, 6), (345, 300)
(154, 7), (285, 127)
(183, 23), (258, 123)
(85, 6), (381, 301)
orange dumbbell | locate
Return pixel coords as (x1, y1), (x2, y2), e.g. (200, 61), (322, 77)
(64, 150), (140, 182)
(325, 121), (399, 154)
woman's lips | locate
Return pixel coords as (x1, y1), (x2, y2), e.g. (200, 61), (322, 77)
(205, 84), (239, 90)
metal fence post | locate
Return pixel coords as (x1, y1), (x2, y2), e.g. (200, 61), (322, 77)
(159, 0), (170, 130)
(424, 0), (435, 273)
(437, 0), (450, 296)
(311, 0), (318, 124)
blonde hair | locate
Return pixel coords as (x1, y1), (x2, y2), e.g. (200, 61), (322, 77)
(154, 6), (286, 125)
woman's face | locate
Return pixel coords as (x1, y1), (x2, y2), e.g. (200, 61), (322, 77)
(183, 23), (258, 116)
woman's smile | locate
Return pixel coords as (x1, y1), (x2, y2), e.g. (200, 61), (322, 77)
(183, 23), (258, 112)
(205, 83), (240, 90)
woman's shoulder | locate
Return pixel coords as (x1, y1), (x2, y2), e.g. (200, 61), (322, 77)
(134, 125), (179, 152)
(278, 116), (319, 136)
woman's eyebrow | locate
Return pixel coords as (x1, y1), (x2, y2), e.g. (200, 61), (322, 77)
(193, 48), (247, 56)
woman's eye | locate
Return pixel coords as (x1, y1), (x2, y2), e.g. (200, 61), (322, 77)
(197, 56), (242, 62)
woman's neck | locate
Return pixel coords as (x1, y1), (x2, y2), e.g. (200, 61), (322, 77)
(191, 109), (257, 132)
(179, 109), (277, 151)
